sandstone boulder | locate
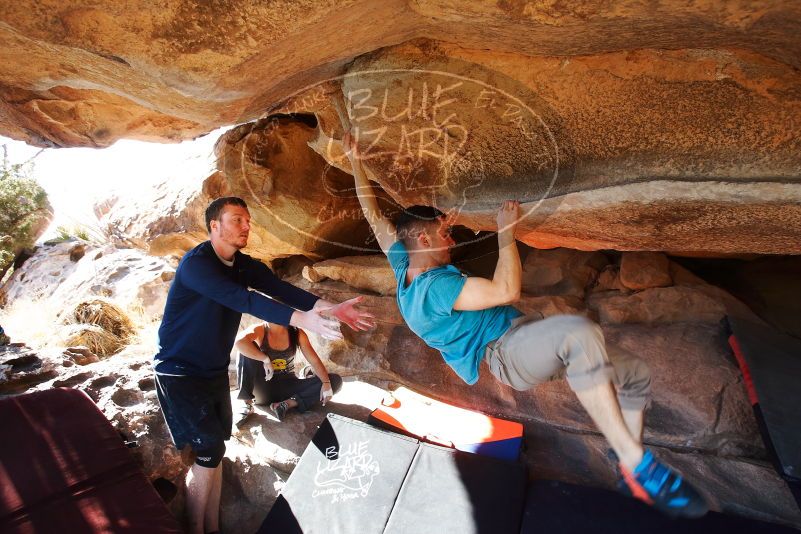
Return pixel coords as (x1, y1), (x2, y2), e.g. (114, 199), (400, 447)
(592, 264), (628, 293)
(303, 255), (396, 296)
(331, 41), (801, 255)
(588, 286), (727, 325)
(14, 321), (787, 526)
(220, 447), (283, 534)
(288, 277), (758, 457)
(213, 117), (388, 262)
(4, 236), (798, 527)
(3, 2), (799, 149)
(619, 251), (672, 290)
(1, 241), (175, 320)
(521, 248), (608, 298)
(96, 172), (212, 260)
(525, 422), (800, 527)
(602, 323), (761, 456)
(63, 345), (100, 366)
(515, 294), (586, 319)
(0, 344), (58, 394)
(99, 117), (395, 264)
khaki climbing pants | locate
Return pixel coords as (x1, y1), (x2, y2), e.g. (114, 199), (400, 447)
(484, 314), (651, 411)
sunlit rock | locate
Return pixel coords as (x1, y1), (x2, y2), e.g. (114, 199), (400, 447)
(303, 255), (396, 296)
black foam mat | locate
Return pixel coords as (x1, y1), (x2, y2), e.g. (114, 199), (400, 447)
(727, 317), (801, 484)
(521, 480), (798, 533)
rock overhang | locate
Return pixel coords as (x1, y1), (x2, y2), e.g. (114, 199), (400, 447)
(2, 0), (800, 146)
(2, 1), (800, 255)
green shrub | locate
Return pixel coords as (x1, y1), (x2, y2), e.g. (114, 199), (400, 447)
(54, 225), (92, 242)
(0, 146), (52, 278)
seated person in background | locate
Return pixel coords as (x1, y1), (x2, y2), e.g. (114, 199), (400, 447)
(234, 322), (342, 424)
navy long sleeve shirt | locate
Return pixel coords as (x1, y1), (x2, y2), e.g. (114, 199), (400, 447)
(154, 241), (319, 378)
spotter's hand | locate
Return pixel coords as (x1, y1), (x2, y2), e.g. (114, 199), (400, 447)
(329, 296), (377, 331)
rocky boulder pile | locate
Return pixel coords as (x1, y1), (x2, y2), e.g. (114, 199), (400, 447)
(2, 237), (800, 529)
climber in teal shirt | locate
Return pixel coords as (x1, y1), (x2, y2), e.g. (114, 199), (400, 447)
(387, 240), (521, 384)
(344, 130), (708, 520)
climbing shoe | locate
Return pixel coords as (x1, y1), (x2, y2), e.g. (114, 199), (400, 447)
(618, 449), (709, 519)
(271, 401), (289, 422)
(234, 400), (253, 428)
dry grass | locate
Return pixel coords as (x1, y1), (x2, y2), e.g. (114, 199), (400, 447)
(72, 299), (135, 340)
(1, 297), (144, 358)
(63, 324), (126, 357)
(61, 299), (135, 357)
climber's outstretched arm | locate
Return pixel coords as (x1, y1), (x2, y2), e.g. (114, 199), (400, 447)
(343, 132), (397, 255)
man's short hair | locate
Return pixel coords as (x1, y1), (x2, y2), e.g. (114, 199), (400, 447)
(393, 205), (445, 249)
(205, 197), (248, 232)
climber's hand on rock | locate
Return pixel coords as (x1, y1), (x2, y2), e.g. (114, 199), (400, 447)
(342, 130), (361, 159)
(496, 200), (520, 242)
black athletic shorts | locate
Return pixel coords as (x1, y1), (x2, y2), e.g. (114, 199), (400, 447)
(155, 373), (232, 452)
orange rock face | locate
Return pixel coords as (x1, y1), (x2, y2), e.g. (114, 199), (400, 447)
(2, 1), (799, 147)
(2, 1), (800, 254)
(214, 117), (382, 261)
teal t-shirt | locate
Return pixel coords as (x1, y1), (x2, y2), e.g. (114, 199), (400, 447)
(387, 241), (523, 384)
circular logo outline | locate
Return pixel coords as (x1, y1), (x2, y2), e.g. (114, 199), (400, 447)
(232, 67), (560, 253)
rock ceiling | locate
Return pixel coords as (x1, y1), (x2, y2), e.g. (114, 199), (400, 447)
(2, 1), (800, 255)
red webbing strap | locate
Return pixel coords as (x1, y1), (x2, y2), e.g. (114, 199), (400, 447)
(728, 334), (759, 406)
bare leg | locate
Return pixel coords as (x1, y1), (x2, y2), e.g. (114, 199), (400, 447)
(204, 463), (223, 533)
(574, 382), (644, 471)
(186, 464), (216, 534)
(622, 409), (644, 442)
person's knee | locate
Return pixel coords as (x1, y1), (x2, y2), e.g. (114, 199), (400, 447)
(194, 441), (225, 468)
(329, 374), (343, 394)
(561, 315), (606, 367)
(617, 356), (652, 409)
(567, 315), (603, 340)
(628, 358), (652, 399)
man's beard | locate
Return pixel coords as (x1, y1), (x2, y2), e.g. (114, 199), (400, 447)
(222, 228), (247, 249)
